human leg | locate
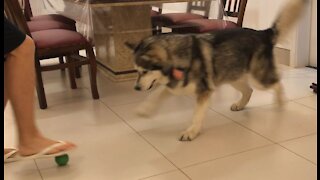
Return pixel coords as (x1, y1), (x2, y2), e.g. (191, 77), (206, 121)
(4, 17), (75, 158)
(4, 36), (75, 156)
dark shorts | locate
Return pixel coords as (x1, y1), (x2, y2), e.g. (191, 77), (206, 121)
(4, 17), (26, 60)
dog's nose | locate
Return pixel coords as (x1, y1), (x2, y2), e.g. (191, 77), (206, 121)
(134, 85), (141, 91)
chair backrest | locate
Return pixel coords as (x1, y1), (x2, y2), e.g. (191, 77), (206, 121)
(4, 0), (31, 36)
(221, 0), (248, 26)
(187, 0), (211, 17)
(152, 4), (163, 14)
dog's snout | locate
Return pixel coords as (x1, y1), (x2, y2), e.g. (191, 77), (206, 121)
(134, 85), (141, 91)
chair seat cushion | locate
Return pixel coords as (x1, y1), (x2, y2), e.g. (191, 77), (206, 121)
(30, 14), (76, 25)
(173, 19), (239, 33)
(155, 13), (206, 26)
(31, 29), (87, 49)
(27, 20), (75, 32)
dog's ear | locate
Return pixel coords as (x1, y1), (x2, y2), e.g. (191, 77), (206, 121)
(125, 41), (139, 51)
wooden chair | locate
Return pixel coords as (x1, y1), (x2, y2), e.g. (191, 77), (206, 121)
(5, 0), (99, 109)
(22, 0), (81, 76)
(150, 4), (163, 35)
(23, 0), (76, 32)
(172, 0), (248, 34)
(152, 1), (211, 34)
(23, 0), (76, 26)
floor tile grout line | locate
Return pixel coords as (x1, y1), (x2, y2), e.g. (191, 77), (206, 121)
(34, 160), (45, 180)
(291, 94), (317, 101)
(207, 106), (318, 166)
(274, 141), (317, 165)
(291, 100), (317, 110)
(275, 132), (317, 144)
(207, 104), (292, 143)
(180, 143), (274, 169)
(99, 100), (193, 180)
(137, 170), (179, 180)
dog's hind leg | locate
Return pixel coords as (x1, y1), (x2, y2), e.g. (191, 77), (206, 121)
(180, 91), (212, 141)
(272, 82), (284, 107)
(136, 86), (170, 117)
(230, 79), (253, 111)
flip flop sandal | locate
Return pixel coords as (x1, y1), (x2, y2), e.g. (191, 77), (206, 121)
(4, 149), (20, 163)
(4, 141), (74, 166)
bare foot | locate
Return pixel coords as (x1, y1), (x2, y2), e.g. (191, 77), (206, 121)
(18, 136), (76, 156)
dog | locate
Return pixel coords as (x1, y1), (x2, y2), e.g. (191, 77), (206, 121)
(126, 0), (309, 141)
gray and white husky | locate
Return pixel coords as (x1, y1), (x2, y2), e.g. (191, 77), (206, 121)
(126, 0), (309, 141)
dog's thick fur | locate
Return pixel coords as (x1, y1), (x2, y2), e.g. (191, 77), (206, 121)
(126, 0), (309, 141)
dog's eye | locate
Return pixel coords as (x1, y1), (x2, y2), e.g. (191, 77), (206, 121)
(142, 71), (148, 75)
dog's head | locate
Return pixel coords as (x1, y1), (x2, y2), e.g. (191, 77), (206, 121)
(126, 38), (172, 91)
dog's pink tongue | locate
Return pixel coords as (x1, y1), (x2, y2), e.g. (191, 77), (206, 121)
(173, 69), (184, 80)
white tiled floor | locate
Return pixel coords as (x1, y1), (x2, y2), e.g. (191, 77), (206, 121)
(4, 61), (317, 180)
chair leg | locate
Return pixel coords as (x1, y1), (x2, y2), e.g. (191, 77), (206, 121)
(75, 51), (81, 78)
(156, 26), (162, 35)
(34, 59), (47, 109)
(65, 56), (77, 89)
(75, 65), (81, 79)
(86, 46), (99, 99)
(59, 56), (65, 71)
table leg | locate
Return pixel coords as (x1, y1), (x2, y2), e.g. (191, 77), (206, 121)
(92, 5), (152, 81)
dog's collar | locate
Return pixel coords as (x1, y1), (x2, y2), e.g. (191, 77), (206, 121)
(172, 68), (185, 80)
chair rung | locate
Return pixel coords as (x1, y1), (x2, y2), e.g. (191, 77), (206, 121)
(40, 57), (89, 72)
(69, 54), (88, 61)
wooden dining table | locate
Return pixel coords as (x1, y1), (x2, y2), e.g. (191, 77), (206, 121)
(61, 0), (213, 81)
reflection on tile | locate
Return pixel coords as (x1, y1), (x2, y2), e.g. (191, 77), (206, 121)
(112, 97), (272, 168)
(220, 102), (317, 142)
(4, 160), (42, 180)
(96, 79), (154, 107)
(183, 145), (317, 180)
(279, 77), (315, 100)
(208, 84), (277, 113)
(34, 100), (176, 180)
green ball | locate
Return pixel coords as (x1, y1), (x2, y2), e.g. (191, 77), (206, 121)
(55, 154), (69, 166)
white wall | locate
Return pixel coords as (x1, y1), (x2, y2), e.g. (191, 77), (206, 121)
(29, 0), (45, 15)
(244, 0), (314, 67)
(266, 0), (294, 50)
(309, 0), (317, 67)
(242, 0), (260, 29)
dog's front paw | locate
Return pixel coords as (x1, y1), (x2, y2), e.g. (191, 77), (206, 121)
(230, 103), (245, 111)
(135, 103), (156, 117)
(179, 128), (200, 141)
(135, 106), (152, 117)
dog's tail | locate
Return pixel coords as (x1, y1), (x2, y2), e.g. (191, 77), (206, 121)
(269, 0), (309, 43)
